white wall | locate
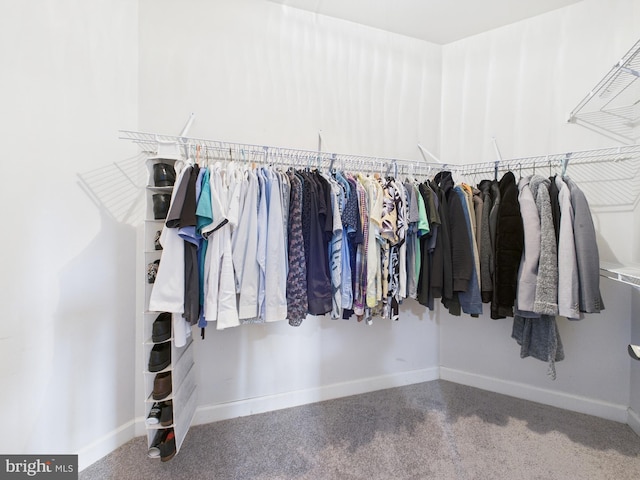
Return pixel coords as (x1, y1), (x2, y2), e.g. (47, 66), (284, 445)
(138, 0), (442, 425)
(440, 0), (640, 419)
(0, 0), (139, 470)
(441, 0), (640, 163)
(138, 0), (441, 160)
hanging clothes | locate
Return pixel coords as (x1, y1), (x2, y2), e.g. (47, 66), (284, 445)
(286, 171), (308, 326)
(404, 180), (419, 299)
(514, 176), (540, 317)
(204, 165), (240, 330)
(478, 179), (494, 304)
(512, 174), (563, 379)
(555, 176), (580, 320)
(145, 156), (604, 382)
(179, 163), (201, 327)
(234, 169), (260, 322)
(305, 171), (333, 316)
(341, 176), (363, 319)
(324, 172), (344, 320)
(564, 176), (605, 314)
(454, 185), (482, 316)
(491, 171), (523, 319)
(364, 175), (383, 312)
(512, 314), (564, 380)
(529, 175), (558, 316)
(435, 170), (469, 316)
(263, 168), (288, 322)
(431, 179), (452, 305)
(353, 176), (369, 319)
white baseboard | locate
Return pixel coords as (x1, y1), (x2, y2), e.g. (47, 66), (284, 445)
(193, 367), (439, 426)
(440, 367), (628, 423)
(77, 419), (136, 472)
(628, 408), (640, 437)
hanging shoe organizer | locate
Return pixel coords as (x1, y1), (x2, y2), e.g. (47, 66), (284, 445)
(568, 37), (640, 144)
(143, 156), (197, 461)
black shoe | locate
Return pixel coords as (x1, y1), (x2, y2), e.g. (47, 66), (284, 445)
(148, 343), (171, 372)
(148, 428), (169, 458)
(152, 312), (171, 343)
(146, 402), (162, 425)
(160, 400), (174, 427)
(152, 194), (172, 220)
(153, 162), (176, 187)
(160, 428), (176, 462)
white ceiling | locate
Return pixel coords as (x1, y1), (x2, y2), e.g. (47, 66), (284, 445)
(268, 0), (583, 44)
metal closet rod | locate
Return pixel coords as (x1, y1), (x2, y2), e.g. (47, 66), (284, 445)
(119, 130), (640, 176)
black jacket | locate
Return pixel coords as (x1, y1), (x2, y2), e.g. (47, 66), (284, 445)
(434, 171), (470, 316)
(491, 171), (524, 319)
(478, 179), (494, 303)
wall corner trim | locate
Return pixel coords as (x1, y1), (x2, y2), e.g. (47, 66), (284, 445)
(628, 407), (640, 437)
(77, 419), (136, 472)
(439, 367), (629, 423)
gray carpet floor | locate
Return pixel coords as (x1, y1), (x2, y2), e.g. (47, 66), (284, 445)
(80, 380), (640, 480)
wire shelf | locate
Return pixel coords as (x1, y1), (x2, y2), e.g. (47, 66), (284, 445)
(568, 38), (640, 144)
(600, 261), (640, 289)
(120, 131), (640, 210)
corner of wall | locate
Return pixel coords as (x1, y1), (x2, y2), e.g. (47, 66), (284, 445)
(628, 407), (640, 437)
(77, 420), (137, 472)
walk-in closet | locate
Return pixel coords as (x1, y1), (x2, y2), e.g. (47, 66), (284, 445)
(3, 1), (640, 479)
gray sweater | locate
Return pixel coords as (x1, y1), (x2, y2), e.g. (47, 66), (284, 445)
(529, 175), (559, 316)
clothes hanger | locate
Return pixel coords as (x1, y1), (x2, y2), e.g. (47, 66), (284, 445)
(561, 153), (571, 177)
(328, 153), (337, 175)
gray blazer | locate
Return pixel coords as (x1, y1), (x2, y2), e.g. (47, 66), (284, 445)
(563, 177), (604, 313)
(556, 176), (581, 319)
